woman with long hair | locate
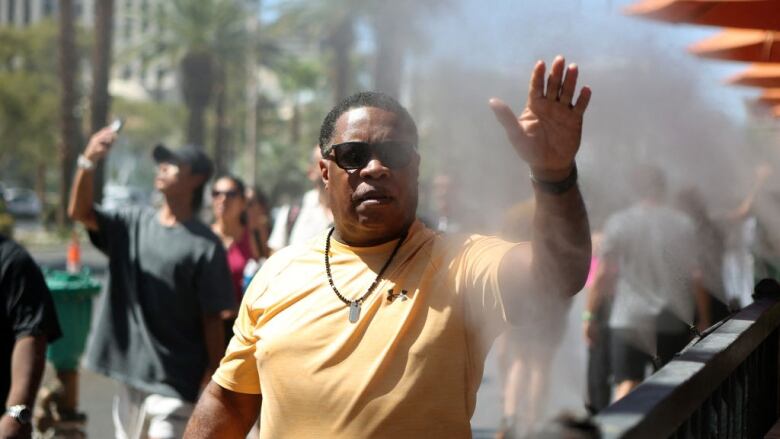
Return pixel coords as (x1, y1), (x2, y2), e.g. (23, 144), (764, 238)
(210, 175), (260, 347)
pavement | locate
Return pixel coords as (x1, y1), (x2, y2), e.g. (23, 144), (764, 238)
(26, 232), (590, 438)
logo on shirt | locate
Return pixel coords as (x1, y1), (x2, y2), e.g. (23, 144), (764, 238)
(387, 289), (409, 302)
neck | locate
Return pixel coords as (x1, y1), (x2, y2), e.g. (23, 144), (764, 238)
(159, 195), (194, 226)
(214, 216), (244, 237)
(332, 220), (413, 247)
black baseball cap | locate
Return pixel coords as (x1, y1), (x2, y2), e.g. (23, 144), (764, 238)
(152, 144), (214, 179)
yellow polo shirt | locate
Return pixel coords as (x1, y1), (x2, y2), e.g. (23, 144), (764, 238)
(213, 220), (517, 438)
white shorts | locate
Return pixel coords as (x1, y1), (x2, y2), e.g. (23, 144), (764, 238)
(112, 384), (194, 439)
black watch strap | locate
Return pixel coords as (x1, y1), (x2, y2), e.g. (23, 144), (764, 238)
(530, 163), (578, 194)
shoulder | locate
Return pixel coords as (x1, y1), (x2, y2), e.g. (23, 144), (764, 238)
(243, 242), (314, 303)
(0, 235), (29, 267)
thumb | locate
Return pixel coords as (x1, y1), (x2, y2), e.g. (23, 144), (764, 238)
(488, 98), (525, 147)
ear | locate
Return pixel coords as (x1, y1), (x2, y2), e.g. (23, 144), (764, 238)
(319, 154), (329, 189)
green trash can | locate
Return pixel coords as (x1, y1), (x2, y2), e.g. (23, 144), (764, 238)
(44, 269), (102, 371)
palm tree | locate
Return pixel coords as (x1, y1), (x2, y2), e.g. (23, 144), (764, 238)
(368, 0), (450, 98)
(148, 0), (249, 148)
(90, 0), (115, 203)
(58, 0), (82, 227)
(275, 0), (360, 104)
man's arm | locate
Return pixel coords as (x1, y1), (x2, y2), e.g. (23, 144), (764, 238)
(0, 335), (47, 438)
(491, 56), (592, 310)
(184, 381), (261, 439)
(67, 127), (116, 231)
(201, 314), (225, 388)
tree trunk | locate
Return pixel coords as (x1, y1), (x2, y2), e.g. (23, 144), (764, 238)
(327, 17), (354, 104)
(181, 51), (214, 148)
(186, 105), (207, 148)
(91, 0), (114, 204)
(290, 99), (300, 146)
(35, 162), (46, 225)
(213, 69), (228, 175)
(372, 15), (404, 99)
(57, 0), (81, 228)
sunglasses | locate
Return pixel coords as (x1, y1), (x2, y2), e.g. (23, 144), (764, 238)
(325, 141), (416, 170)
(211, 189), (240, 199)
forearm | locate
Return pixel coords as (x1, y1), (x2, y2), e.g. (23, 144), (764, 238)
(6, 336), (47, 407)
(67, 167), (97, 229)
(202, 314), (225, 384)
(531, 182), (591, 295)
(184, 381), (261, 439)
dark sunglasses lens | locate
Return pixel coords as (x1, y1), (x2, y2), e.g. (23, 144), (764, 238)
(212, 190), (238, 198)
(335, 143), (371, 169)
(376, 142), (413, 168)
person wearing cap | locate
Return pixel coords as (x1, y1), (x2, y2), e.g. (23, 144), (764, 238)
(68, 130), (236, 439)
(184, 56), (592, 438)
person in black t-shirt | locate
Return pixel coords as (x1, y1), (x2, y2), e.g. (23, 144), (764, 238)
(69, 127), (236, 439)
(0, 234), (62, 438)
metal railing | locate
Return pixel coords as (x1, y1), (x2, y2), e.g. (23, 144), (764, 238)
(594, 280), (780, 439)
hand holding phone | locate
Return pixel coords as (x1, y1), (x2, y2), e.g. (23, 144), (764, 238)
(110, 118), (124, 134)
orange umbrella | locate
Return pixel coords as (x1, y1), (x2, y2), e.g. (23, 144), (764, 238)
(727, 63), (780, 87)
(625, 0), (780, 31)
(689, 29), (780, 62)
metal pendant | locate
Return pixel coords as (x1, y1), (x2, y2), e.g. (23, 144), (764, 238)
(349, 301), (361, 323)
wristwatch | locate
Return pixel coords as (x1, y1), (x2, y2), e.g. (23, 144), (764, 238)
(77, 154), (95, 171)
(5, 405), (32, 424)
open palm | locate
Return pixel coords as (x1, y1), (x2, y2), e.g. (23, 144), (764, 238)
(490, 56), (591, 181)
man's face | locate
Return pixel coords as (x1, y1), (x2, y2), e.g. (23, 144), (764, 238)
(154, 161), (202, 197)
(320, 107), (419, 244)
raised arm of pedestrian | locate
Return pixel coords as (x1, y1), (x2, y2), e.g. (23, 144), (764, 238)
(67, 127), (116, 231)
(490, 56), (592, 316)
(184, 381), (261, 439)
(0, 335), (47, 438)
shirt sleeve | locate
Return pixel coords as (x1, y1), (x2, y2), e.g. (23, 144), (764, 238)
(3, 246), (62, 342)
(87, 205), (135, 255)
(448, 234), (517, 335)
(195, 244), (238, 315)
(212, 267), (267, 394)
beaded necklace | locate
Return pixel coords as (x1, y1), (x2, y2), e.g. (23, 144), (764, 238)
(324, 227), (406, 323)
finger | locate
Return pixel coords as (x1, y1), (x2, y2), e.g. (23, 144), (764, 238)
(528, 60), (546, 101)
(488, 98), (525, 145)
(545, 55), (565, 101)
(559, 63), (579, 106)
(573, 86), (592, 116)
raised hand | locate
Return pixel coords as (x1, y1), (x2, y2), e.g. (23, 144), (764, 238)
(83, 126), (118, 163)
(489, 56), (591, 182)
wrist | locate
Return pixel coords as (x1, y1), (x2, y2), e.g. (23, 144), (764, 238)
(582, 310), (595, 322)
(531, 163), (578, 194)
(77, 154), (96, 171)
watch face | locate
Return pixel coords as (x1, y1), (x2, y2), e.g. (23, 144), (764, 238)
(7, 405), (31, 424)
(17, 407), (31, 423)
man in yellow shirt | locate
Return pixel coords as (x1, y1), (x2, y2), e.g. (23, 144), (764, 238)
(184, 56), (592, 438)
